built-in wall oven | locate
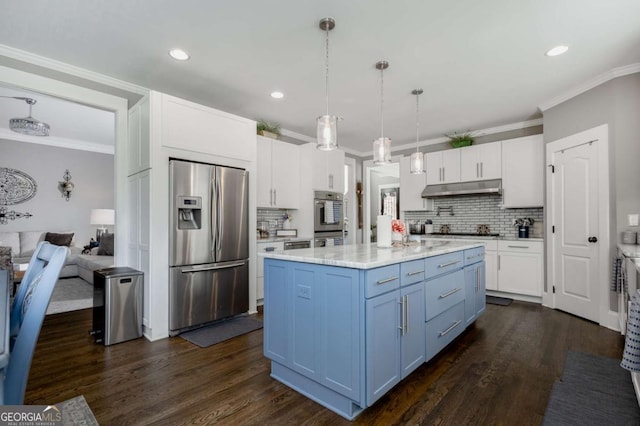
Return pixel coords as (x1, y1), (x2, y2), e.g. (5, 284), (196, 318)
(314, 190), (344, 247)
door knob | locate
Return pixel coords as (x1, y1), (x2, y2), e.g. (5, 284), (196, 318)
(588, 236), (598, 243)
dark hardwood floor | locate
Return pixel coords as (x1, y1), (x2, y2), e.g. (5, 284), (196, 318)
(26, 301), (624, 425)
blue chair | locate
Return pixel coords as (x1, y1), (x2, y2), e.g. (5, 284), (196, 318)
(3, 242), (69, 405)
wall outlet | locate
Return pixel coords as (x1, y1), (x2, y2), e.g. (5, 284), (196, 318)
(628, 214), (639, 227)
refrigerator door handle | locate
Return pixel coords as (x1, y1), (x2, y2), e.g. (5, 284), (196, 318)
(210, 173), (217, 259)
(215, 171), (222, 260)
(180, 262), (246, 273)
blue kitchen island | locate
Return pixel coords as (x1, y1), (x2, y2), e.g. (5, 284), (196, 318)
(261, 240), (486, 420)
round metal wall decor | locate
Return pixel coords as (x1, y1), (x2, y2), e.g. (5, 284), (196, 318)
(0, 167), (38, 205)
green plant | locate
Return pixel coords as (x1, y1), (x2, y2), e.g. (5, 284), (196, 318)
(445, 131), (474, 148)
(256, 119), (281, 136)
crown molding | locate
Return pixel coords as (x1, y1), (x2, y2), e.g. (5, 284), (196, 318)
(365, 118), (544, 158)
(538, 63), (640, 112)
(0, 44), (148, 96)
(0, 129), (114, 154)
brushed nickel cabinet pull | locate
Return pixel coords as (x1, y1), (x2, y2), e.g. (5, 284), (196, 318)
(438, 287), (461, 299)
(407, 270), (424, 276)
(438, 260), (460, 268)
(438, 320), (462, 337)
(377, 276), (398, 285)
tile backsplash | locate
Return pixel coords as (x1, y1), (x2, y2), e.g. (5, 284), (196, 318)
(257, 208), (290, 234)
(403, 195), (544, 238)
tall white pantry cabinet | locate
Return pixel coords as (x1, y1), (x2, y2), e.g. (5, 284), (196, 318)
(126, 91), (257, 340)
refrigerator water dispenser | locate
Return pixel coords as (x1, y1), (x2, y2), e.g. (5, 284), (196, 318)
(177, 196), (202, 229)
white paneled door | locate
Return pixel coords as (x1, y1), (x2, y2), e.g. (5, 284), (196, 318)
(547, 125), (608, 323)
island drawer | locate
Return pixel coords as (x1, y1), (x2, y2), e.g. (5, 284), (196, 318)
(424, 251), (464, 279)
(464, 247), (485, 266)
(425, 301), (465, 360)
(365, 264), (400, 298)
(425, 269), (464, 320)
(400, 259), (426, 286)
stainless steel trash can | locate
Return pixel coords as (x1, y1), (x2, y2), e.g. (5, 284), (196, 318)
(92, 267), (143, 345)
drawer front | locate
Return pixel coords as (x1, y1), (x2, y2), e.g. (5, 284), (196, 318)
(425, 301), (465, 361)
(498, 240), (543, 253)
(464, 247), (485, 266)
(425, 251), (464, 279)
(401, 259), (426, 286)
(257, 242), (285, 277)
(365, 264), (400, 298)
(425, 269), (465, 320)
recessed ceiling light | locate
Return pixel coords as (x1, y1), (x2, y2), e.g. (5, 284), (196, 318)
(169, 49), (190, 61)
(270, 91), (284, 99)
(545, 45), (569, 57)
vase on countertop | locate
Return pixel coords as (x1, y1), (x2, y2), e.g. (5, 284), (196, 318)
(392, 231), (403, 242)
(283, 219), (291, 229)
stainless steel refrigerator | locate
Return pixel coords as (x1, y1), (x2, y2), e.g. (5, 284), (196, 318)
(169, 159), (249, 334)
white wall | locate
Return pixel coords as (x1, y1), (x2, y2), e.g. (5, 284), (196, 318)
(0, 138), (114, 246)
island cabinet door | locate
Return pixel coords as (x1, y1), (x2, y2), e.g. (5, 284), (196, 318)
(401, 282), (426, 379)
(366, 290), (401, 406)
(264, 259), (290, 365)
(475, 262), (486, 317)
(313, 266), (361, 402)
(464, 263), (479, 327)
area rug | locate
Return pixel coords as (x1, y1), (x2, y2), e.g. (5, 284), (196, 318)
(543, 351), (640, 425)
(180, 317), (263, 348)
(55, 395), (99, 426)
(486, 295), (513, 306)
(46, 277), (93, 315)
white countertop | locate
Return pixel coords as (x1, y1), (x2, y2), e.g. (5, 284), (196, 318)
(259, 241), (483, 270)
(619, 243), (640, 258)
(257, 236), (313, 243)
(412, 234), (544, 242)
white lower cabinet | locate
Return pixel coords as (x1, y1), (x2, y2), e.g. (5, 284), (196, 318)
(256, 241), (284, 302)
(496, 240), (543, 296)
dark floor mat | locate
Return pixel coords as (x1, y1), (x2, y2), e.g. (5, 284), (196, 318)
(486, 295), (513, 306)
(543, 351), (640, 425)
(180, 317), (263, 348)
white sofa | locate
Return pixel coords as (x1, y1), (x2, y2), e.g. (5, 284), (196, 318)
(0, 231), (113, 283)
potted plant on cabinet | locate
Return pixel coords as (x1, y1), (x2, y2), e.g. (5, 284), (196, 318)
(257, 119), (281, 139)
(445, 131), (475, 148)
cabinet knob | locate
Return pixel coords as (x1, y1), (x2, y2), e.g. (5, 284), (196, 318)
(588, 236), (598, 243)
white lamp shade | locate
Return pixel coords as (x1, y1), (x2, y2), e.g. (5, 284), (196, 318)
(317, 115), (338, 150)
(373, 137), (391, 164)
(90, 209), (115, 225)
(410, 151), (425, 174)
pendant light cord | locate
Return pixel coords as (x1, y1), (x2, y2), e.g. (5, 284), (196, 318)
(325, 25), (330, 116)
(415, 93), (420, 152)
(380, 67), (384, 138)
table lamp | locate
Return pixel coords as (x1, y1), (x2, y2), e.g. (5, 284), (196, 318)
(90, 208), (115, 242)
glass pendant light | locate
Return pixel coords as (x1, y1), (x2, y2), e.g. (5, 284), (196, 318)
(410, 89), (425, 174)
(373, 60), (391, 164)
(316, 17), (338, 151)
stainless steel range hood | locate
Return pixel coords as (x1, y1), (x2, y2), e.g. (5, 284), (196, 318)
(421, 179), (502, 198)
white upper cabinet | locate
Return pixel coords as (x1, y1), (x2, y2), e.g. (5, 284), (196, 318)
(460, 142), (501, 182)
(399, 157), (434, 211)
(256, 136), (300, 209)
(501, 135), (544, 208)
(425, 149), (460, 185)
(306, 144), (345, 193)
(159, 93), (254, 161)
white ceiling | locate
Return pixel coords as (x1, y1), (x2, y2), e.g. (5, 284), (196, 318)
(0, 0), (639, 156)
